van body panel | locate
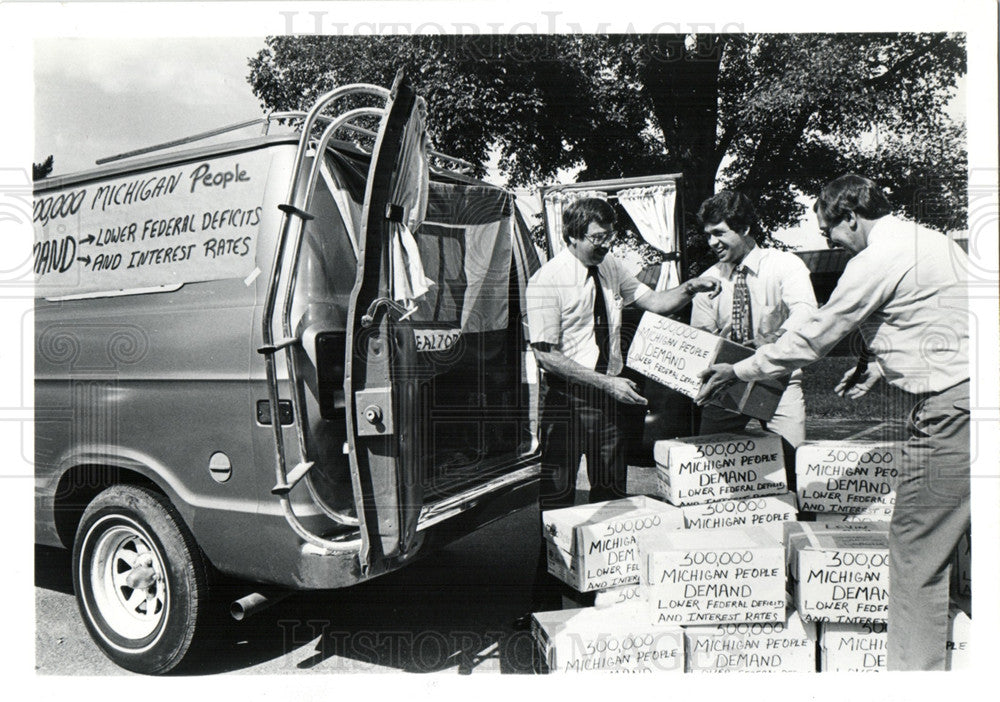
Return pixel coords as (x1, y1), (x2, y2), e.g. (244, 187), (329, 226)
(35, 120), (540, 591)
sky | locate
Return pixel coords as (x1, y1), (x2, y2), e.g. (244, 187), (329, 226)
(34, 37), (267, 175)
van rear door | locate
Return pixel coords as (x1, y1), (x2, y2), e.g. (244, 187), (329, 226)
(345, 75), (427, 572)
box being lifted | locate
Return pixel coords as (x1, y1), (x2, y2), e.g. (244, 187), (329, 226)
(543, 496), (685, 592)
(626, 312), (787, 421)
(795, 442), (901, 517)
(645, 527), (786, 626)
(532, 606), (685, 674)
(786, 523), (890, 623)
(653, 432), (787, 506)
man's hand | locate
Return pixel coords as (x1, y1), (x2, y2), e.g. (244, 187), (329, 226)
(685, 276), (722, 299)
(695, 363), (737, 405)
(604, 376), (648, 405)
(834, 363), (882, 399)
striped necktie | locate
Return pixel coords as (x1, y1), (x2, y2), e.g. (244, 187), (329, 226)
(730, 265), (754, 345)
(588, 266), (609, 374)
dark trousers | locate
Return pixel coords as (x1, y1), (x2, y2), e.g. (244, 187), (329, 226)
(538, 378), (629, 510)
(530, 377), (628, 610)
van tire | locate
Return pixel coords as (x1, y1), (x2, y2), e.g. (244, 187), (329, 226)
(72, 485), (208, 674)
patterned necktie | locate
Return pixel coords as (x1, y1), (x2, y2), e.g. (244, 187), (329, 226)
(730, 265), (754, 345)
(588, 266), (609, 374)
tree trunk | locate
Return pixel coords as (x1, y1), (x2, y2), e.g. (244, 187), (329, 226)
(640, 34), (729, 274)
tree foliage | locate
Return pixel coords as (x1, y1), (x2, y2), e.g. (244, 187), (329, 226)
(248, 33), (967, 271)
(33, 155), (54, 181)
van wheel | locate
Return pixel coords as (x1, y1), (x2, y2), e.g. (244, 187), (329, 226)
(72, 485), (208, 674)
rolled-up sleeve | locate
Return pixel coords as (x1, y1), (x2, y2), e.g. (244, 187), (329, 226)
(735, 253), (904, 381)
(611, 259), (652, 306)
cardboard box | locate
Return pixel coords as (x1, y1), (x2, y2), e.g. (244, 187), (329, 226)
(644, 527), (786, 625)
(819, 609), (970, 672)
(682, 491), (798, 540)
(795, 442), (901, 516)
(782, 521), (888, 583)
(532, 606), (685, 674)
(653, 432), (787, 506)
(685, 608), (818, 673)
(818, 621), (888, 672)
(543, 496), (685, 592)
(593, 583), (647, 609)
(626, 312), (786, 421)
(787, 523), (889, 623)
(812, 511), (892, 525)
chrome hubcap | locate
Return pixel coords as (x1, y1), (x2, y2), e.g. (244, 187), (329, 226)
(89, 524), (167, 640)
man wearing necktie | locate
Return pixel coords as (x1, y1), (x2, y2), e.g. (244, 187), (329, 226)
(697, 175), (971, 670)
(519, 198), (719, 623)
(691, 191), (818, 491)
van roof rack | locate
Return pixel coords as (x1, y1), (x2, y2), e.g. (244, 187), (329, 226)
(96, 105), (475, 174)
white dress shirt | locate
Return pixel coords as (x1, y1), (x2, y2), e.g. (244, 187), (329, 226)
(691, 244), (817, 345)
(526, 248), (651, 376)
(734, 216), (970, 395)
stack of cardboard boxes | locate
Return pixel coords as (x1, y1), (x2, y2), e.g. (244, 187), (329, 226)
(532, 317), (970, 673)
(534, 432), (818, 673)
(531, 436), (972, 673)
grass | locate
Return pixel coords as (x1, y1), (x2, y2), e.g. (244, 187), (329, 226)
(802, 356), (915, 422)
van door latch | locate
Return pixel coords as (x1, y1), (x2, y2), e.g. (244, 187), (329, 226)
(354, 388), (393, 436)
(361, 298), (416, 327)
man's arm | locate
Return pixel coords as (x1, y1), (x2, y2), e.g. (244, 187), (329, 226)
(633, 277), (722, 316)
(531, 342), (647, 405)
(734, 257), (899, 382)
(776, 254), (819, 335)
(696, 252), (902, 405)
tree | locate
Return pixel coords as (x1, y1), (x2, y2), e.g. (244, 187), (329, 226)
(248, 34), (966, 272)
(33, 155), (54, 181)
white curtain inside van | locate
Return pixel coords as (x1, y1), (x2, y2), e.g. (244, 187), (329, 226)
(618, 185), (680, 291)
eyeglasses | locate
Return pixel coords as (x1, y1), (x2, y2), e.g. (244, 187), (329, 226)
(582, 230), (617, 248)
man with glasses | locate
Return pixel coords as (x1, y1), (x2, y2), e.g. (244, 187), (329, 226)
(518, 198), (719, 624)
(696, 174), (970, 670)
(691, 190), (818, 492)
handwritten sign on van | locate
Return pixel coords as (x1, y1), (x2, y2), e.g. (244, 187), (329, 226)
(33, 151), (270, 297)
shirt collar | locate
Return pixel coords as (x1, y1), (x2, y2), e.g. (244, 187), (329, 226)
(558, 246), (605, 279)
(866, 214), (901, 247)
(720, 244), (762, 278)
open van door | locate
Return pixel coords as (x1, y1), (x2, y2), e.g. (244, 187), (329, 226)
(345, 73), (428, 574)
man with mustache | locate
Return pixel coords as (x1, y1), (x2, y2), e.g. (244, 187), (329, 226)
(691, 190), (818, 491)
(697, 174), (970, 671)
(518, 197), (719, 625)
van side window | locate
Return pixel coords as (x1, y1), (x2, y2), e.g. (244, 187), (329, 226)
(294, 167), (359, 311)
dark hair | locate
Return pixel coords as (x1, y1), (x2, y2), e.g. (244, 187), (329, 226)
(562, 198), (616, 245)
(814, 174), (893, 224)
(697, 190), (760, 239)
